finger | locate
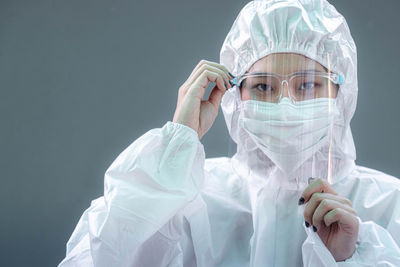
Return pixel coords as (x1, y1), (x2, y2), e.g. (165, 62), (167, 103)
(324, 208), (359, 231)
(184, 60), (208, 85)
(188, 60), (207, 79)
(185, 61), (232, 90)
(208, 84), (226, 111)
(182, 66), (229, 96)
(190, 64), (231, 88)
(299, 178), (337, 205)
(303, 193), (354, 226)
(308, 177), (316, 184)
(188, 70), (226, 99)
(193, 60), (232, 78)
(311, 199), (356, 231)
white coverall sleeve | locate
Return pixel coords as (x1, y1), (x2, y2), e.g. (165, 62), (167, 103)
(302, 218), (400, 267)
(59, 122), (205, 267)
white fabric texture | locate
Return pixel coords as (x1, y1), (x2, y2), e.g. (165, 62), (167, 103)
(58, 122), (400, 266)
(59, 0), (400, 266)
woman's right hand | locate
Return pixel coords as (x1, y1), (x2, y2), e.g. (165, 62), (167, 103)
(173, 60), (234, 139)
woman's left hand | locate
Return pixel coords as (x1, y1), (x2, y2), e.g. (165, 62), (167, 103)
(299, 178), (359, 262)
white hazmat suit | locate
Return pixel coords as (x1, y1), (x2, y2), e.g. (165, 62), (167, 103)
(59, 0), (400, 266)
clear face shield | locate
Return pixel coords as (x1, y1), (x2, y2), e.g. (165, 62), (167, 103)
(227, 52), (343, 185)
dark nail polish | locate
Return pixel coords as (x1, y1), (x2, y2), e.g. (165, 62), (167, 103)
(298, 197), (305, 205)
(228, 72), (234, 78)
(308, 177), (315, 184)
(313, 226), (317, 232)
(229, 81), (233, 87)
(305, 221), (310, 228)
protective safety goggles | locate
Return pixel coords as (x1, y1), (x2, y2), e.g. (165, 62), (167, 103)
(232, 71), (344, 103)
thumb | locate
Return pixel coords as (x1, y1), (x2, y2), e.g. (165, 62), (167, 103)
(208, 85), (226, 111)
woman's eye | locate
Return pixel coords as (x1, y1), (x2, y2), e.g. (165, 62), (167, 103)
(255, 83), (273, 92)
(299, 82), (317, 90)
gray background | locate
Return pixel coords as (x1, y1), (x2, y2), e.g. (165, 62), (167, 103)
(1, 0), (399, 266)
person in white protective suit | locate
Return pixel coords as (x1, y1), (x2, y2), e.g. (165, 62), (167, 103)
(59, 0), (400, 266)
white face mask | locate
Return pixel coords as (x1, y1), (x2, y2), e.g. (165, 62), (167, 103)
(239, 97), (340, 175)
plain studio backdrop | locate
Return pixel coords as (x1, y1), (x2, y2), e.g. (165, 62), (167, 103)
(0, 0), (399, 266)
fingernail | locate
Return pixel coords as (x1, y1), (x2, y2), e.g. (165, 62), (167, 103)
(228, 72), (234, 78)
(305, 221), (310, 228)
(224, 83), (228, 90)
(313, 226), (317, 232)
(298, 197), (305, 205)
(308, 177), (315, 184)
(229, 81), (233, 87)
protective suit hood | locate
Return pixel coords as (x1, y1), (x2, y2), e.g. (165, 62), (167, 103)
(220, 0), (358, 184)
